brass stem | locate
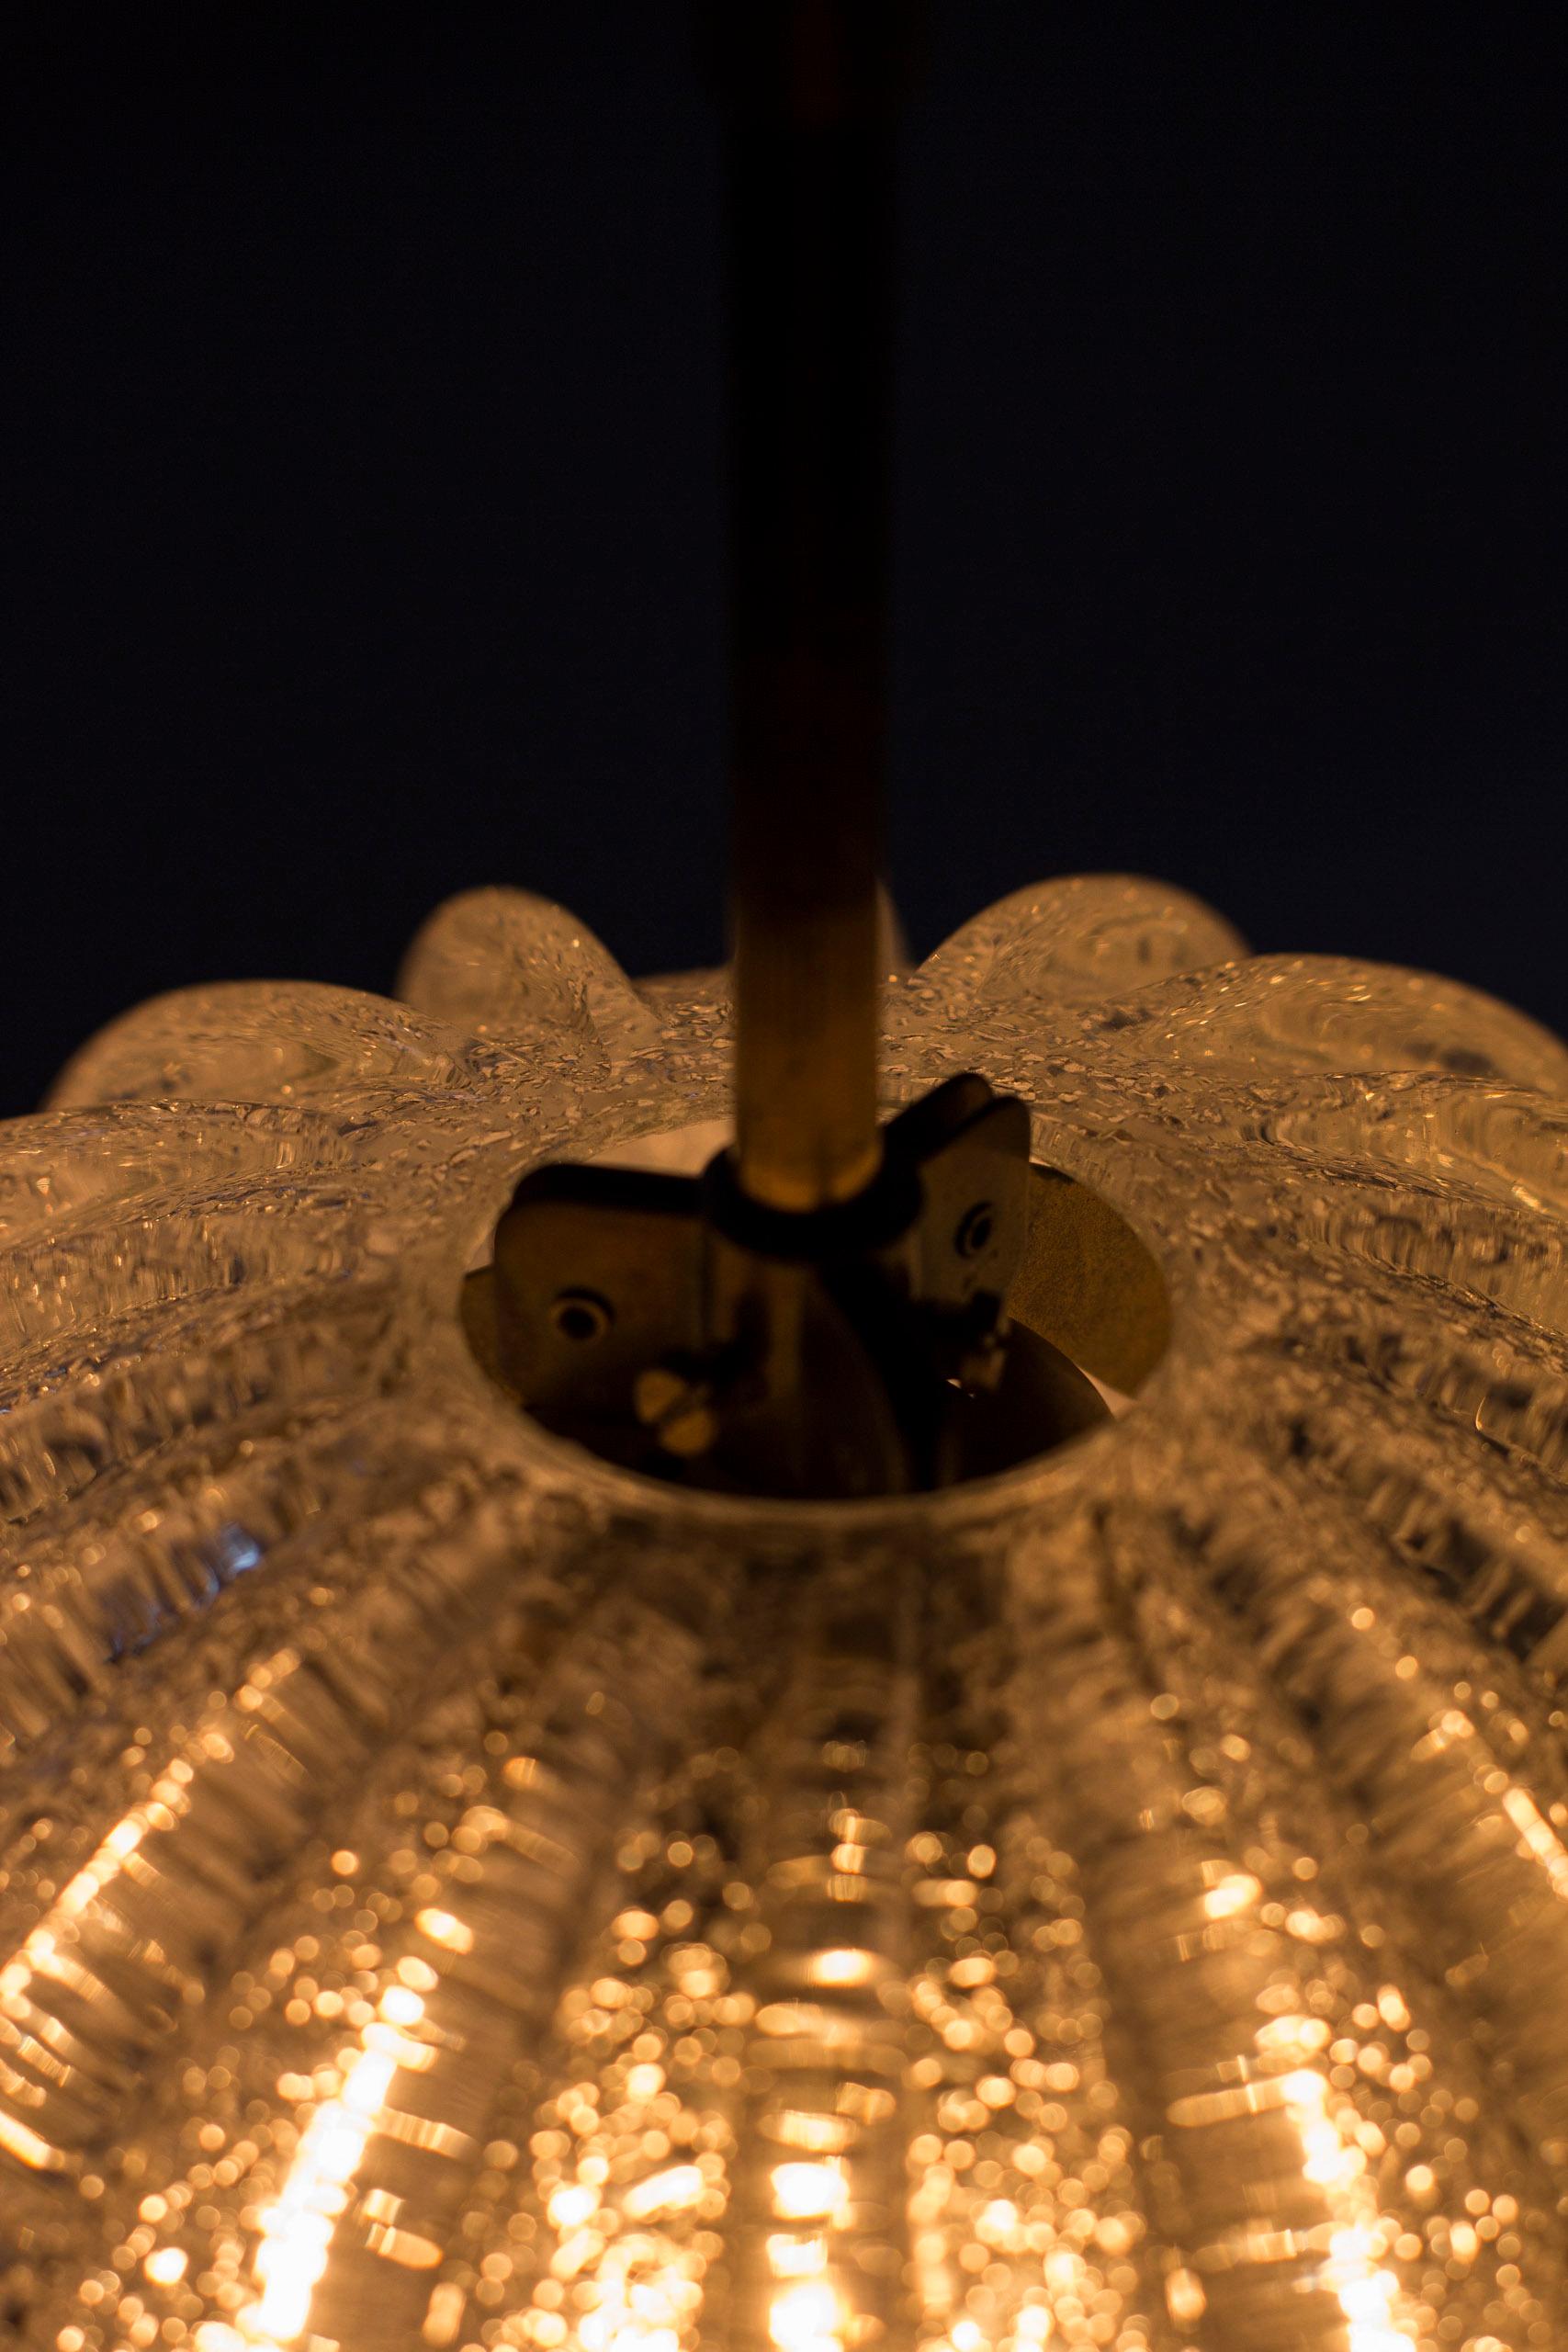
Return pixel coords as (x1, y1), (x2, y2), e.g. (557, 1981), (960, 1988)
(714, 3), (916, 1210)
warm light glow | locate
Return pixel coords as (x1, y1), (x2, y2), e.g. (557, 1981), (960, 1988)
(1201, 1868), (1262, 1919)
(770, 2161), (849, 2222)
(547, 2181), (601, 2230)
(806, 1946), (878, 1988)
(621, 2164), (705, 2220)
(1274, 2046), (1416, 2349)
(0, 2110), (63, 2173)
(414, 1906), (474, 1954)
(768, 2278), (845, 2352)
(238, 1974), (438, 2346)
(766, 2233), (829, 2278)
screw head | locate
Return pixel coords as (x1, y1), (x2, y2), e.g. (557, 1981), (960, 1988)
(633, 1366), (717, 1457)
(548, 1288), (614, 1343)
(954, 1201), (995, 1259)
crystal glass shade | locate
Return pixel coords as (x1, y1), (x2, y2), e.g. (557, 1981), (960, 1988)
(5, 876), (1568, 2351)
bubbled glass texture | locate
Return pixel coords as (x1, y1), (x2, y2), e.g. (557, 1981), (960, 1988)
(5, 876), (1568, 2352)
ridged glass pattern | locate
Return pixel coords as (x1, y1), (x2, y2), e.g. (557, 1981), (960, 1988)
(4, 876), (1568, 2350)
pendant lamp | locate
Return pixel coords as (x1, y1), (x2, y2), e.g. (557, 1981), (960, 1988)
(5, 9), (1567, 2352)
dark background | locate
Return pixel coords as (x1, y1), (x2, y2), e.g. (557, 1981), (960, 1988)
(6, 4), (1564, 1115)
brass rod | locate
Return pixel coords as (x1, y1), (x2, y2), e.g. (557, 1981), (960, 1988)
(712, 3), (914, 1211)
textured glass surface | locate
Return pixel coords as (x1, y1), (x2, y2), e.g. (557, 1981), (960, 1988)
(6, 875), (1568, 2350)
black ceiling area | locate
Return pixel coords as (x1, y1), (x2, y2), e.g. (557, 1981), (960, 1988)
(6, 3), (1564, 1114)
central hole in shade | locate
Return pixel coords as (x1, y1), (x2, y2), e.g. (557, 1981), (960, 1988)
(464, 1119), (1168, 1488)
